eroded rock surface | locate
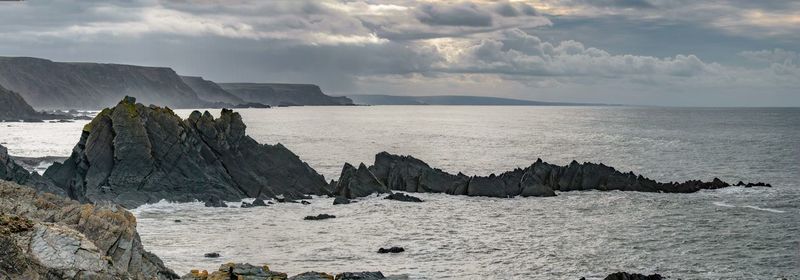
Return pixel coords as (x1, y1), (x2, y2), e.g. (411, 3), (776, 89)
(43, 96), (329, 208)
(0, 180), (178, 279)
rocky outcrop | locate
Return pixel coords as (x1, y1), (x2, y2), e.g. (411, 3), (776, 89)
(333, 152), (768, 199)
(0, 56), (207, 109)
(180, 76), (245, 105)
(43, 96), (329, 208)
(304, 214), (336, 221)
(597, 272), (664, 280)
(220, 83), (354, 106)
(335, 163), (391, 199)
(0, 84), (63, 122)
(0, 180), (178, 279)
(384, 193), (423, 202)
(1, 144), (65, 197)
(179, 263), (390, 280)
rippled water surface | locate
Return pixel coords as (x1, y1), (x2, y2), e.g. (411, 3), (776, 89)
(2, 106), (799, 279)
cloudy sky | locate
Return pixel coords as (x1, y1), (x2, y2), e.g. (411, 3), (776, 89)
(1, 0), (798, 106)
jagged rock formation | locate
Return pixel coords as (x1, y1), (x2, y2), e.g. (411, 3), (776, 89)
(0, 180), (178, 279)
(43, 96), (329, 208)
(334, 152), (767, 199)
(0, 56), (207, 109)
(335, 163), (391, 199)
(180, 76), (245, 105)
(1, 144), (65, 197)
(0, 84), (62, 122)
(220, 83), (354, 106)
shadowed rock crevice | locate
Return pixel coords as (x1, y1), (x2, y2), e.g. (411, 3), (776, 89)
(43, 96), (329, 208)
(334, 152), (769, 199)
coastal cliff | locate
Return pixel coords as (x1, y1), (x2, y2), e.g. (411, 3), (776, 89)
(42, 96), (329, 208)
(334, 152), (769, 199)
(0, 57), (206, 109)
(0, 84), (61, 122)
(180, 76), (245, 105)
(220, 83), (353, 106)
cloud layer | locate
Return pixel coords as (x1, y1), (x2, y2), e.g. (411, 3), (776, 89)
(0, 0), (797, 106)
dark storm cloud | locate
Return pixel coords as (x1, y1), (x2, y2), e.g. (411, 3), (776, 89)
(415, 3), (493, 27)
(0, 0), (797, 106)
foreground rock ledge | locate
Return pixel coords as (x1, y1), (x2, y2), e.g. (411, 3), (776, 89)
(180, 263), (392, 280)
(335, 152), (770, 199)
(43, 96), (329, 208)
(0, 180), (178, 279)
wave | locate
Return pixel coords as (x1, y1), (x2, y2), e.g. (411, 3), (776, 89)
(712, 201), (786, 213)
(741, 205), (786, 213)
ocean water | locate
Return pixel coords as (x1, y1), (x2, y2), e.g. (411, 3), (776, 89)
(2, 106), (799, 279)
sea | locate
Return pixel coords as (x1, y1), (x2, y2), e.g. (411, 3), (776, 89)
(1, 106), (798, 279)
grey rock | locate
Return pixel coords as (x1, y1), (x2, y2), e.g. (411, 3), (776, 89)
(333, 152), (767, 199)
(204, 196), (228, 208)
(335, 272), (385, 280)
(0, 180), (179, 279)
(335, 163), (391, 199)
(43, 97), (329, 208)
(181, 263), (287, 280)
(333, 196), (351, 205)
(601, 272), (664, 280)
(384, 193), (423, 202)
(304, 214), (336, 221)
(203, 252), (220, 258)
(377, 247), (404, 254)
(290, 271), (336, 280)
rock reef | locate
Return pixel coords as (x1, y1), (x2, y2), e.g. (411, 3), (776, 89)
(179, 263), (392, 280)
(43, 96), (329, 208)
(334, 152), (767, 199)
(0, 180), (178, 279)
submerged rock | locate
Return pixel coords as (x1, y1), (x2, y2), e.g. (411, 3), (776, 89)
(290, 271), (336, 280)
(600, 272), (664, 280)
(204, 252), (220, 258)
(377, 247), (405, 254)
(204, 196), (228, 208)
(304, 214), (336, 221)
(0, 180), (178, 279)
(42, 96), (329, 208)
(335, 272), (385, 280)
(331, 152), (769, 199)
(333, 196), (351, 205)
(384, 193), (423, 202)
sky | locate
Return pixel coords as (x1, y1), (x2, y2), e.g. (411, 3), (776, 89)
(0, 0), (798, 106)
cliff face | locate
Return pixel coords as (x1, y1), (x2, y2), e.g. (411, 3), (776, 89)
(180, 76), (244, 105)
(0, 84), (50, 121)
(335, 152), (769, 199)
(220, 83), (353, 106)
(0, 180), (178, 279)
(0, 57), (206, 109)
(43, 96), (329, 208)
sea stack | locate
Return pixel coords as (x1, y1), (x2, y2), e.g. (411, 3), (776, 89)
(43, 96), (329, 208)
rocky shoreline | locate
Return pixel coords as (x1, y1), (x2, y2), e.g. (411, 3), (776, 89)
(0, 96), (775, 279)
